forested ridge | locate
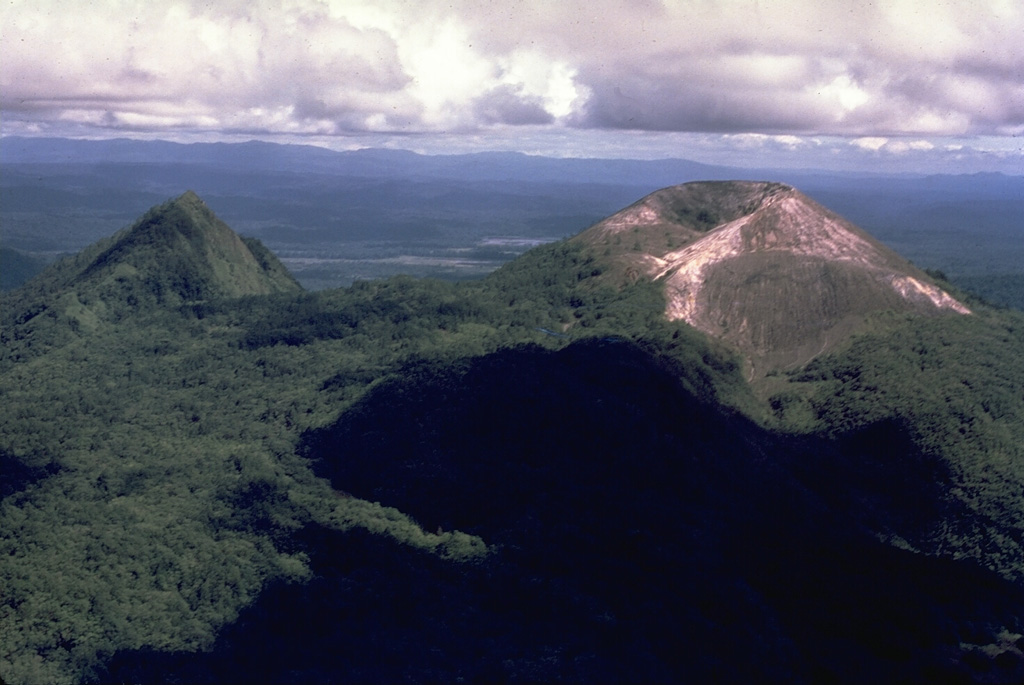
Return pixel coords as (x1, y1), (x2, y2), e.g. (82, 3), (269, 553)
(3, 194), (1024, 682)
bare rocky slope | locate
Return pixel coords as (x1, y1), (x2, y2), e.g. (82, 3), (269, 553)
(573, 181), (970, 376)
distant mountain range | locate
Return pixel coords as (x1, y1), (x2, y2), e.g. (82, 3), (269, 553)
(0, 135), (735, 185)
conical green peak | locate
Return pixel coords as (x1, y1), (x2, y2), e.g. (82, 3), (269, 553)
(6, 192), (302, 331)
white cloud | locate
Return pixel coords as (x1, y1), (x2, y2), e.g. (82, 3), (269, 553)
(497, 53), (585, 120)
(885, 139), (936, 153)
(852, 137), (889, 151)
(1, 0), (1022, 174)
(814, 75), (871, 114)
(396, 17), (491, 128)
(724, 133), (812, 149)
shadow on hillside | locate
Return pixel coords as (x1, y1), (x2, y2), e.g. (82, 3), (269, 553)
(101, 339), (1024, 683)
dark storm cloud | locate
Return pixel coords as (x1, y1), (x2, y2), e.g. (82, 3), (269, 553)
(573, 76), (832, 133)
(473, 85), (554, 126)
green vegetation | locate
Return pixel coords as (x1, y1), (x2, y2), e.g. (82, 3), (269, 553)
(0, 288), (500, 682)
(0, 248), (47, 291)
(4, 193), (1024, 682)
(2, 218), (742, 683)
(765, 308), (1024, 574)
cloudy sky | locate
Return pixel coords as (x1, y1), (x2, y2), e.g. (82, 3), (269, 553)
(2, 0), (1022, 172)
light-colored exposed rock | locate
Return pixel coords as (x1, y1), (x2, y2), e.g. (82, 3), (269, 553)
(574, 181), (971, 375)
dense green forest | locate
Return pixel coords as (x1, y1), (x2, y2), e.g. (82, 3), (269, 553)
(0, 233), (715, 682)
(3, 196), (1024, 682)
